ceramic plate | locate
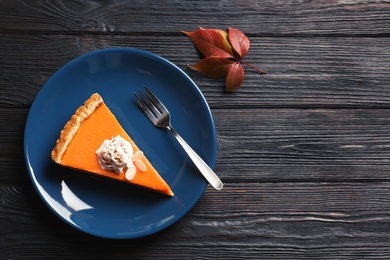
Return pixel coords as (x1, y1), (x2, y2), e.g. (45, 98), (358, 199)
(24, 48), (217, 239)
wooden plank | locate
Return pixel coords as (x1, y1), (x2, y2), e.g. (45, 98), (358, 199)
(1, 182), (390, 258)
(1, 34), (389, 108)
(5, 108), (390, 182)
(213, 108), (390, 181)
(0, 0), (389, 35)
(0, 109), (27, 182)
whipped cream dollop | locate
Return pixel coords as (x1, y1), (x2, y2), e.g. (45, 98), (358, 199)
(96, 135), (135, 175)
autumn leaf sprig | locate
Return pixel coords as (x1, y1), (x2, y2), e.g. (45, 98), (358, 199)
(183, 27), (266, 92)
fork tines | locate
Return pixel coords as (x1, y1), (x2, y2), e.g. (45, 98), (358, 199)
(134, 86), (167, 122)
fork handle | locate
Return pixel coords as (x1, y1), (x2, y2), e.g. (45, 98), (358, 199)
(167, 126), (223, 190)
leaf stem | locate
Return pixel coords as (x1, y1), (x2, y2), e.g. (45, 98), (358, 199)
(240, 60), (267, 74)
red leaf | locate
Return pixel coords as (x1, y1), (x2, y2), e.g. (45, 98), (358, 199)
(226, 62), (244, 92)
(191, 57), (236, 78)
(183, 28), (235, 58)
(228, 27), (250, 59)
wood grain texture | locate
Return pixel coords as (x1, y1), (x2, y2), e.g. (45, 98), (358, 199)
(214, 108), (390, 181)
(2, 182), (390, 258)
(1, 34), (389, 108)
(1, 0), (390, 258)
(0, 0), (389, 35)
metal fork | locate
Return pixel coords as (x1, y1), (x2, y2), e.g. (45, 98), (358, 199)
(134, 86), (223, 190)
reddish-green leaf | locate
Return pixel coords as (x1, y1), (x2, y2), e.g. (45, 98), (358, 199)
(191, 57), (236, 78)
(226, 62), (245, 92)
(183, 27), (265, 92)
(183, 28), (235, 58)
(228, 27), (250, 59)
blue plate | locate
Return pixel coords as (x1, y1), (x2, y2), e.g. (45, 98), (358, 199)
(24, 48), (217, 239)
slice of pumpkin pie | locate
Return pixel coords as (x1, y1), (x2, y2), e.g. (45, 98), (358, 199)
(51, 93), (174, 196)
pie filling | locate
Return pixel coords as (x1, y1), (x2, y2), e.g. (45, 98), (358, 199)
(51, 93), (174, 196)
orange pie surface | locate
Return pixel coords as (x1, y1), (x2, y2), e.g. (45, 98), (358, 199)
(51, 93), (174, 196)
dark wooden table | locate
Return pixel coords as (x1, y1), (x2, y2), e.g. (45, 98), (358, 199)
(2, 1), (390, 259)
